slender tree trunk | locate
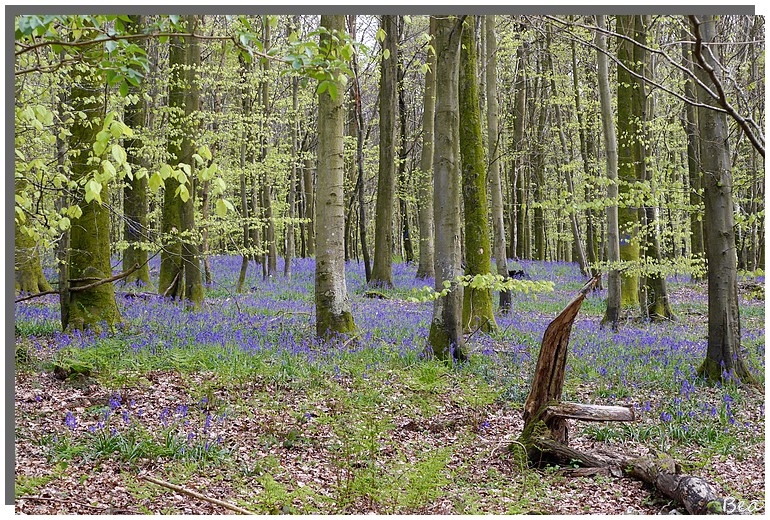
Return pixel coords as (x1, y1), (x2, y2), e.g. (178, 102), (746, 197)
(415, 17), (436, 280)
(349, 22), (372, 282)
(428, 14), (466, 362)
(546, 25), (588, 277)
(681, 27), (705, 280)
(511, 39), (527, 260)
(460, 16), (496, 333)
(122, 14), (150, 286)
(261, 17), (277, 278)
(65, 62), (121, 331)
(285, 70), (298, 278)
(485, 15), (511, 312)
(236, 54), (252, 293)
(640, 18), (674, 321)
(371, 15), (398, 287)
(315, 15), (356, 337)
(691, 15), (756, 384)
(396, 17), (414, 265)
(304, 156), (316, 256)
(596, 15), (621, 330)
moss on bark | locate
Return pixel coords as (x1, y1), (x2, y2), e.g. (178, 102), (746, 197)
(459, 17), (496, 334)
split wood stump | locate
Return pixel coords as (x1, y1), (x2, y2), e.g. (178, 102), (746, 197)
(513, 274), (726, 514)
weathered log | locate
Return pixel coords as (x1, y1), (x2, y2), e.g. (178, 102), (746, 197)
(543, 402), (635, 423)
(519, 427), (725, 514)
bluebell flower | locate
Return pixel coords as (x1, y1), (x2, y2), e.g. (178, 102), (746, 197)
(65, 412), (77, 430)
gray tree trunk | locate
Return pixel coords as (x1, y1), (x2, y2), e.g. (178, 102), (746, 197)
(315, 15), (356, 337)
(428, 15), (466, 362)
(596, 15), (621, 330)
(485, 15), (510, 312)
(691, 15), (755, 384)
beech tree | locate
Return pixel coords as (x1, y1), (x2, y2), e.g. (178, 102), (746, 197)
(315, 14), (356, 337)
(690, 14), (756, 384)
(428, 14), (466, 361)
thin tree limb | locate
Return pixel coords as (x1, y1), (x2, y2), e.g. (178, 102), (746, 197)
(15, 263), (141, 303)
(141, 475), (257, 515)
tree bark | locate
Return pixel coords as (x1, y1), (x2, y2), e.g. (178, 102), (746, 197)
(122, 14), (150, 287)
(691, 15), (756, 384)
(596, 15), (622, 330)
(460, 16), (496, 333)
(415, 17), (436, 280)
(371, 15), (398, 288)
(485, 15), (511, 312)
(315, 15), (356, 337)
(428, 14), (466, 362)
(616, 15), (642, 310)
(65, 61), (121, 331)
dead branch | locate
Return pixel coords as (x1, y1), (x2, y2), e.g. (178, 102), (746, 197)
(141, 475), (257, 515)
(15, 263), (140, 304)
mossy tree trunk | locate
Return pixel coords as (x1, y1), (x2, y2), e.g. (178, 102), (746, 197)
(315, 14), (356, 338)
(459, 16), (496, 333)
(415, 17), (436, 280)
(691, 15), (756, 385)
(485, 15), (511, 312)
(159, 16), (203, 309)
(122, 14), (150, 287)
(371, 14), (398, 288)
(428, 15), (466, 362)
(14, 223), (53, 295)
(616, 15), (642, 310)
(596, 15), (622, 330)
(65, 62), (121, 332)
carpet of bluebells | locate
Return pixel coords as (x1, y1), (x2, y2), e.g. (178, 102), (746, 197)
(14, 256), (766, 514)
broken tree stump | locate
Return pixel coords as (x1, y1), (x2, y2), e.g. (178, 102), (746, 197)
(511, 273), (726, 514)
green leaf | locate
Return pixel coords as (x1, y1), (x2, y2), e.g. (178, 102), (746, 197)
(376, 27), (386, 42)
(58, 217), (71, 230)
(85, 180), (102, 203)
(175, 183), (190, 203)
(383, 48), (390, 61)
(101, 160), (117, 180)
(149, 172), (164, 191)
(111, 144), (127, 165)
(215, 198), (229, 217)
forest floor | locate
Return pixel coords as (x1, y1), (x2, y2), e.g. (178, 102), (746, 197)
(13, 257), (766, 514)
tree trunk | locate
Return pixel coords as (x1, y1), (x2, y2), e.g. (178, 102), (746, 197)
(691, 15), (756, 385)
(315, 15), (356, 337)
(159, 16), (203, 309)
(65, 61), (121, 332)
(261, 17), (278, 278)
(460, 16), (496, 333)
(596, 15), (622, 330)
(285, 46), (299, 278)
(616, 15), (642, 310)
(349, 20), (372, 282)
(428, 14), (466, 362)
(415, 17), (436, 280)
(15, 224), (53, 295)
(546, 25), (588, 277)
(681, 27), (705, 280)
(511, 39), (527, 260)
(371, 15), (399, 287)
(122, 14), (150, 287)
(485, 15), (510, 312)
